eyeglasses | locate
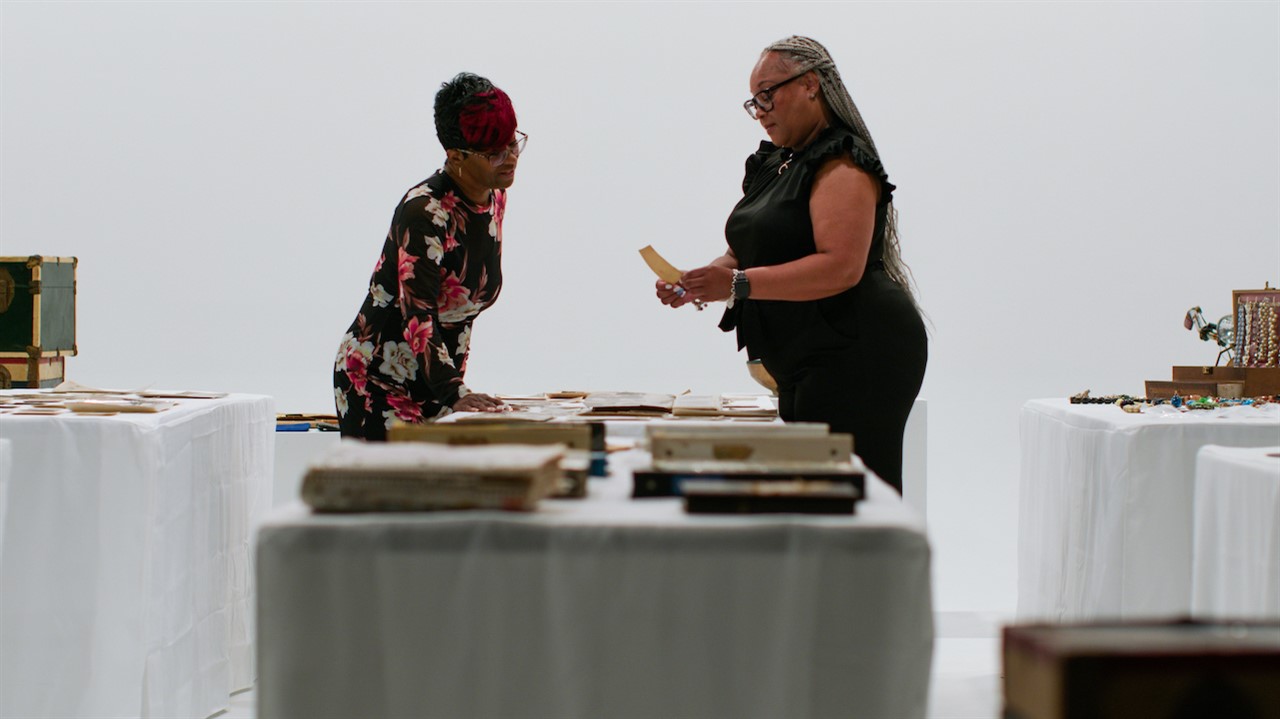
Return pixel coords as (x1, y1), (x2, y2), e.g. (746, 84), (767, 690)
(743, 71), (808, 119)
(460, 131), (528, 167)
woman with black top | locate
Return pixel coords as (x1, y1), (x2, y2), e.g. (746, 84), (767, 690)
(334, 73), (524, 440)
(658, 36), (927, 494)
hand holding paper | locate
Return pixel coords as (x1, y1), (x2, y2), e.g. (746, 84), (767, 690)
(640, 245), (704, 310)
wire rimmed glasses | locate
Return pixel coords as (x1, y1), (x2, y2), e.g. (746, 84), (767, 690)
(461, 130), (528, 166)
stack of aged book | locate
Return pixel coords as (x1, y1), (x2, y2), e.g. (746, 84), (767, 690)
(388, 421), (606, 498)
(633, 423), (865, 514)
(301, 442), (565, 512)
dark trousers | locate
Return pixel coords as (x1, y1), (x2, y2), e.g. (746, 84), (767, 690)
(775, 339), (926, 495)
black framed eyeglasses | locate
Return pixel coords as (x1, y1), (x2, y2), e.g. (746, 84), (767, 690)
(743, 71), (809, 119)
(460, 130), (528, 166)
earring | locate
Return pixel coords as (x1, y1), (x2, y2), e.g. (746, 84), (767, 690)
(808, 93), (817, 100)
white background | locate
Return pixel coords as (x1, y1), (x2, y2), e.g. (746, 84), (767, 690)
(3, 1), (1277, 613)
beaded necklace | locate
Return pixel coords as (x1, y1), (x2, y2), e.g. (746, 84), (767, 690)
(1261, 301), (1278, 367)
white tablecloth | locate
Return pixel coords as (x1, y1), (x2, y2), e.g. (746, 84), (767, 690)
(0, 393), (275, 719)
(257, 447), (934, 719)
(0, 438), (10, 568)
(1017, 398), (1280, 621)
(1192, 444), (1280, 619)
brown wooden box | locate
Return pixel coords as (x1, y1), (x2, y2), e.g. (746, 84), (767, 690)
(1170, 365), (1280, 397)
(1003, 620), (1280, 719)
(1143, 379), (1223, 399)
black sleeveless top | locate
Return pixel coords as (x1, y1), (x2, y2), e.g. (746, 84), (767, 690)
(718, 125), (905, 376)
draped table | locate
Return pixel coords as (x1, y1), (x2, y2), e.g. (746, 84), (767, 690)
(256, 440), (934, 719)
(1191, 444), (1280, 619)
(268, 398), (929, 515)
(1017, 398), (1280, 621)
(0, 393), (274, 719)
(0, 438), (9, 567)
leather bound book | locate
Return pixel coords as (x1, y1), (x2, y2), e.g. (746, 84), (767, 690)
(681, 480), (858, 515)
(301, 442), (565, 513)
(633, 463), (865, 499)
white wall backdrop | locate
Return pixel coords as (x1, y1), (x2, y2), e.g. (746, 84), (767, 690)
(3, 1), (1277, 612)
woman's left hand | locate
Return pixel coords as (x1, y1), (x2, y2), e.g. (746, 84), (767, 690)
(680, 265), (734, 303)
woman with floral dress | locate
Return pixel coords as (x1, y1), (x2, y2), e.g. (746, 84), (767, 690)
(334, 72), (525, 440)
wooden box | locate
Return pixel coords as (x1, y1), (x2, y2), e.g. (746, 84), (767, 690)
(1143, 379), (1223, 400)
(1003, 620), (1280, 719)
(1232, 287), (1280, 369)
(0, 355), (65, 389)
(0, 256), (78, 356)
(1169, 365), (1280, 397)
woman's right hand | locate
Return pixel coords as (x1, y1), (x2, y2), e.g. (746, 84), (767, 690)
(655, 279), (694, 308)
(452, 393), (506, 413)
(680, 264), (734, 303)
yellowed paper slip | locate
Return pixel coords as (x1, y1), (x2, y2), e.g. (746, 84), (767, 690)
(638, 245), (683, 284)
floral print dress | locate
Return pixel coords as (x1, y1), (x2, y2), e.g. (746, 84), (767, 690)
(334, 170), (504, 440)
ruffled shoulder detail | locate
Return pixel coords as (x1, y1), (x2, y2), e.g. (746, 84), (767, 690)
(742, 141), (779, 194)
(803, 127), (895, 205)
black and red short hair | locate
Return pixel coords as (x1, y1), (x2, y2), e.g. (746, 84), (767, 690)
(434, 72), (517, 152)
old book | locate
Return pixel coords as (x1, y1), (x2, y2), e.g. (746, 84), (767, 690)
(389, 421), (604, 451)
(670, 394), (779, 418)
(651, 432), (854, 466)
(633, 462), (865, 498)
(389, 421), (608, 489)
(671, 394), (722, 416)
(681, 480), (858, 515)
(581, 392), (675, 416)
(301, 442), (565, 513)
(718, 394), (778, 417)
(645, 421), (829, 443)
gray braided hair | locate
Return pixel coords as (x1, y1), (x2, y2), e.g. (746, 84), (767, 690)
(765, 36), (920, 305)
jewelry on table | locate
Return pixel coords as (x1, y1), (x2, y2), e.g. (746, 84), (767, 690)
(1069, 389), (1275, 410)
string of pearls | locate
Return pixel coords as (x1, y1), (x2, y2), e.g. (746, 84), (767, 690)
(1236, 299), (1279, 368)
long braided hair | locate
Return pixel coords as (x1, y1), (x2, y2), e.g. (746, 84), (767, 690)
(765, 36), (920, 307)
